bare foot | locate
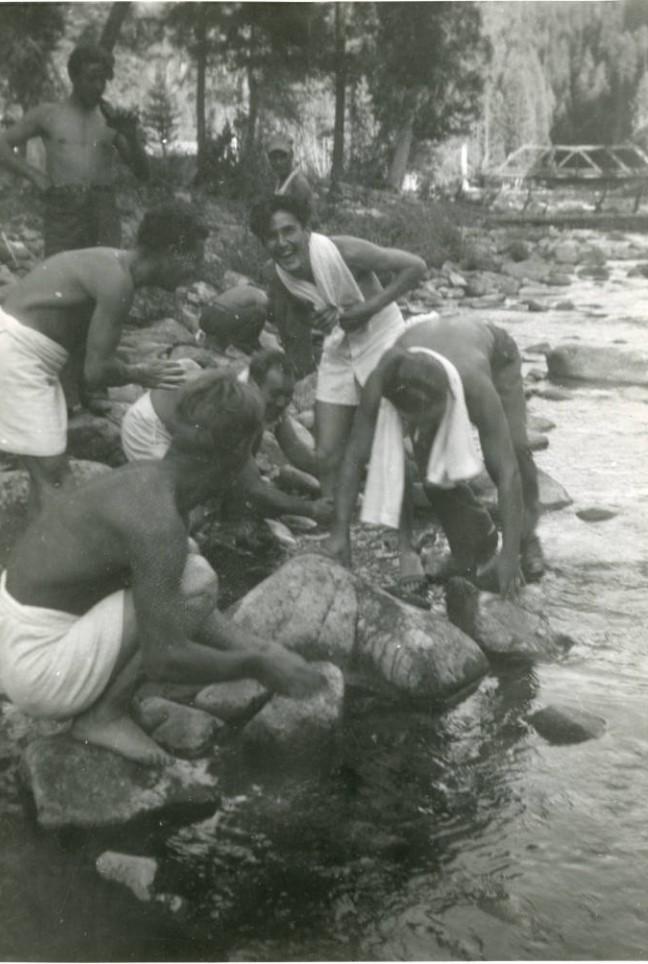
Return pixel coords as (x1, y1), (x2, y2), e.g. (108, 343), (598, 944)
(71, 713), (174, 766)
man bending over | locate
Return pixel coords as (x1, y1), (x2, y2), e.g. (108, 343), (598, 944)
(323, 315), (545, 599)
(0, 202), (207, 509)
(121, 348), (332, 524)
(250, 195), (426, 500)
(0, 372), (322, 765)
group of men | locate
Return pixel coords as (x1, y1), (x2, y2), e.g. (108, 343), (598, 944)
(0, 44), (544, 766)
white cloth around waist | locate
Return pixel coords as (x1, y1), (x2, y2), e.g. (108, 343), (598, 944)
(121, 391), (172, 461)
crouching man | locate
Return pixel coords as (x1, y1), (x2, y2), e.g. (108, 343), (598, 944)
(322, 315), (544, 599)
(0, 372), (323, 765)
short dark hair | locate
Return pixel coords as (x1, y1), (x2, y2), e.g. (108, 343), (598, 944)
(248, 348), (294, 387)
(136, 202), (209, 255)
(68, 44), (114, 83)
(382, 350), (449, 413)
(175, 370), (263, 454)
(249, 194), (311, 241)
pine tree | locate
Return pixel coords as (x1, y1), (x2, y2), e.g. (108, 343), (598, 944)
(144, 73), (179, 156)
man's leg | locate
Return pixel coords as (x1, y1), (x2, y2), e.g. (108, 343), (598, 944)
(22, 454), (71, 518)
(488, 325), (544, 580)
(423, 482), (498, 576)
(315, 401), (357, 499)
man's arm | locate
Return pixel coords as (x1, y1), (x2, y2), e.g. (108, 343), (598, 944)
(0, 107), (51, 192)
(332, 236), (426, 332)
(322, 364), (385, 564)
(101, 102), (150, 182)
(238, 456), (332, 523)
(274, 415), (318, 477)
(83, 270), (186, 390)
(469, 381), (524, 597)
(128, 504), (321, 696)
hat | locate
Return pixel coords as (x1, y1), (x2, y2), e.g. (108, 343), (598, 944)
(267, 135), (293, 157)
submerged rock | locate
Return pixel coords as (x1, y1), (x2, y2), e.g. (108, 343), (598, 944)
(445, 578), (573, 660)
(546, 344), (648, 387)
(353, 580), (488, 700)
(241, 661), (344, 756)
(576, 506), (618, 523)
(528, 704), (606, 744)
(21, 737), (219, 829)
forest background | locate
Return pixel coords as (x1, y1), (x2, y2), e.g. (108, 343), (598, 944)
(3, 0), (648, 202)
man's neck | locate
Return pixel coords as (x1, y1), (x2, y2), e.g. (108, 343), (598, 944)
(68, 92), (97, 113)
(160, 450), (221, 515)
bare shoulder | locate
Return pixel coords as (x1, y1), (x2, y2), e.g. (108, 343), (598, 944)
(102, 464), (184, 544)
(76, 249), (134, 301)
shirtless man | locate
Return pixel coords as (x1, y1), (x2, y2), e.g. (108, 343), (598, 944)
(0, 202), (206, 508)
(121, 348), (332, 524)
(0, 371), (322, 765)
(0, 43), (148, 256)
(267, 135), (315, 213)
(250, 195), (426, 499)
(322, 316), (545, 599)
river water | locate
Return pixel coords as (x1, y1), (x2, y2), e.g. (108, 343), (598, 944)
(2, 232), (648, 961)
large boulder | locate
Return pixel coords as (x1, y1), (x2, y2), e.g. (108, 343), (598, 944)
(445, 577), (574, 659)
(20, 737), (220, 829)
(353, 580), (488, 699)
(241, 661), (344, 756)
(546, 344), (648, 387)
(528, 704), (606, 744)
(230, 553), (357, 667)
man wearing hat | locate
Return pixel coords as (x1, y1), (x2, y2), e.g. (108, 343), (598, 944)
(267, 134), (315, 213)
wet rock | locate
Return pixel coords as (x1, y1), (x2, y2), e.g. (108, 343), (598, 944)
(577, 265), (610, 281)
(524, 299), (547, 312)
(626, 263), (648, 278)
(576, 506), (618, 523)
(21, 738), (219, 829)
(445, 578), (573, 660)
(525, 341), (552, 355)
(96, 852), (158, 901)
(136, 697), (223, 757)
(528, 704), (606, 744)
(545, 271), (572, 287)
(506, 239), (532, 262)
(241, 661), (344, 756)
(552, 241), (581, 265)
(525, 367), (546, 382)
(528, 431), (549, 451)
(546, 344), (648, 387)
(501, 258), (552, 283)
(66, 412), (125, 467)
(531, 385), (573, 401)
(554, 299), (575, 310)
(537, 467), (572, 511)
(353, 579), (488, 699)
(195, 679), (269, 723)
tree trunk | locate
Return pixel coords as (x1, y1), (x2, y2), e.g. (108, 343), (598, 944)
(330, 3), (347, 192)
(388, 114), (415, 192)
(195, 4), (208, 179)
(243, 23), (259, 160)
(99, 2), (131, 52)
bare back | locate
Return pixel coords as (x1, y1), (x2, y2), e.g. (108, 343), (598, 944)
(2, 248), (134, 350)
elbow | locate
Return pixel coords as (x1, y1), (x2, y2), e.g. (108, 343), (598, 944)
(412, 255), (427, 283)
(83, 360), (106, 390)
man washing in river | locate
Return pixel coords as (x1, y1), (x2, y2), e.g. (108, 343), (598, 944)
(0, 371), (323, 766)
(250, 195), (426, 501)
(322, 315), (545, 599)
(0, 202), (206, 512)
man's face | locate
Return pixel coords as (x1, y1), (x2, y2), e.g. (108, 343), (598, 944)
(259, 366), (293, 423)
(159, 241), (205, 290)
(264, 210), (309, 276)
(73, 63), (108, 109)
(269, 150), (292, 179)
(395, 394), (447, 435)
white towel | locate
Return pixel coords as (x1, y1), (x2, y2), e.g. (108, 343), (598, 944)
(121, 391), (172, 462)
(275, 231), (363, 317)
(361, 347), (482, 528)
(276, 168), (300, 195)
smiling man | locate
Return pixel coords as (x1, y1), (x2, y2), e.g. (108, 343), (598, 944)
(0, 202), (207, 509)
(250, 195), (426, 499)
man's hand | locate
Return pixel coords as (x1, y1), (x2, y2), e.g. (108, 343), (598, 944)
(311, 305), (339, 336)
(256, 647), (324, 699)
(309, 497), (334, 525)
(339, 301), (372, 332)
(478, 551), (524, 599)
(137, 360), (189, 390)
(317, 533), (352, 567)
(100, 100), (139, 136)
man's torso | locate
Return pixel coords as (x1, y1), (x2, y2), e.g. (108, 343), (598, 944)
(41, 101), (117, 187)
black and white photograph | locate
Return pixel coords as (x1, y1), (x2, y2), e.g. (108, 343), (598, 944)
(0, 0), (647, 960)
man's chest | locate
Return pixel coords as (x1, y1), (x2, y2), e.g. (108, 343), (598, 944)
(44, 107), (115, 154)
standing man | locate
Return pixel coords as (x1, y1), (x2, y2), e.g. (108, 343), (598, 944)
(0, 202), (206, 510)
(0, 43), (149, 257)
(267, 134), (315, 213)
(250, 195), (426, 499)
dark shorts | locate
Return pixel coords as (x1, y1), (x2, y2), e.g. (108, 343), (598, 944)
(43, 185), (121, 257)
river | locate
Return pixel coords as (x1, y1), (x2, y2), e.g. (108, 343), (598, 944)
(2, 231), (648, 961)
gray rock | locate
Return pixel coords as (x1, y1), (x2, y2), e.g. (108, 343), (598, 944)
(546, 344), (648, 387)
(275, 464), (321, 497)
(445, 578), (573, 660)
(66, 413), (125, 467)
(576, 506), (618, 523)
(545, 271), (572, 287)
(528, 431), (549, 451)
(524, 299), (547, 312)
(501, 258), (552, 283)
(96, 852), (158, 901)
(353, 579), (488, 700)
(537, 467), (572, 511)
(528, 704), (606, 744)
(525, 341), (552, 355)
(527, 415), (556, 432)
(231, 553), (357, 667)
(506, 239), (532, 262)
(241, 661), (344, 755)
(21, 737), (220, 829)
(136, 697), (223, 757)
(531, 385), (573, 401)
(554, 299), (575, 310)
(577, 265), (610, 281)
(552, 241), (581, 265)
(195, 679), (269, 723)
